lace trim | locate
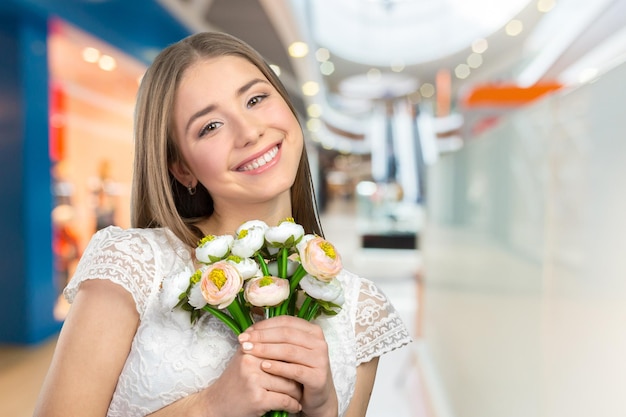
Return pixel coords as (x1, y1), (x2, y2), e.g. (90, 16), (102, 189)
(354, 278), (412, 364)
(64, 227), (189, 318)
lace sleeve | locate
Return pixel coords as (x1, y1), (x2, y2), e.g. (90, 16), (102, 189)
(63, 226), (161, 317)
(354, 278), (412, 365)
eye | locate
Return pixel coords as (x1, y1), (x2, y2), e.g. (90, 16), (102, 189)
(247, 94), (268, 108)
(198, 121), (223, 138)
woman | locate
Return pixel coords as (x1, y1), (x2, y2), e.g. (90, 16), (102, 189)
(34, 32), (411, 417)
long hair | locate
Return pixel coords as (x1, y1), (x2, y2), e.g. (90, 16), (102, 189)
(131, 32), (323, 247)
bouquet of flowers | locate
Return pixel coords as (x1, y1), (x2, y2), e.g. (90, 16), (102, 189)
(175, 218), (344, 417)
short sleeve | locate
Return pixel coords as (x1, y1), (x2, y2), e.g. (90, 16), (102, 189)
(354, 278), (412, 364)
(63, 226), (162, 317)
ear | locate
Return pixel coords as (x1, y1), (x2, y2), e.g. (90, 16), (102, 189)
(169, 160), (197, 188)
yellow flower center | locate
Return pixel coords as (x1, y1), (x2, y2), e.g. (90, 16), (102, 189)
(199, 235), (216, 246)
(209, 269), (227, 290)
(191, 269), (202, 284)
(227, 255), (242, 263)
(319, 241), (337, 260)
(238, 229), (249, 239)
(259, 276), (273, 287)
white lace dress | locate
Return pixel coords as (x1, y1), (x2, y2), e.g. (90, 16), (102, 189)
(65, 226), (412, 417)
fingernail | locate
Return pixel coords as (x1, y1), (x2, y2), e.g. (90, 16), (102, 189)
(238, 333), (250, 342)
(242, 341), (254, 351)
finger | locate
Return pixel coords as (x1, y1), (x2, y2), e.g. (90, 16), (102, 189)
(259, 390), (303, 415)
(246, 315), (314, 332)
(241, 320), (326, 348)
(261, 359), (330, 395)
(261, 370), (303, 401)
(242, 339), (330, 381)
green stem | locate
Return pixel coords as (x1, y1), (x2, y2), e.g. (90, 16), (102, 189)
(256, 253), (270, 277)
(304, 302), (320, 321)
(278, 264), (308, 316)
(297, 295), (314, 319)
(279, 247), (288, 279)
(227, 300), (251, 332)
(201, 305), (242, 335)
(237, 292), (253, 328)
(289, 264), (308, 292)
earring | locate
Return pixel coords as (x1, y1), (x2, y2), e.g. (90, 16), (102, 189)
(187, 183), (197, 196)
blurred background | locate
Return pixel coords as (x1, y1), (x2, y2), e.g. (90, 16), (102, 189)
(1, 0), (626, 416)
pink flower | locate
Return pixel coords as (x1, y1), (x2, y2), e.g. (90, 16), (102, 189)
(200, 261), (244, 309)
(244, 276), (290, 307)
(298, 236), (343, 282)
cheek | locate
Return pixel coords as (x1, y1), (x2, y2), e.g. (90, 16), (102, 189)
(188, 149), (224, 184)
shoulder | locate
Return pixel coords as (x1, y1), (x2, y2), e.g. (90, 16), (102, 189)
(65, 226), (190, 316)
(86, 225), (175, 249)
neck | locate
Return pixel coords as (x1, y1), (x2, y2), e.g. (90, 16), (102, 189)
(197, 196), (292, 237)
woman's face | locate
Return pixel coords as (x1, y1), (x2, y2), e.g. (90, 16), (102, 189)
(170, 55), (303, 212)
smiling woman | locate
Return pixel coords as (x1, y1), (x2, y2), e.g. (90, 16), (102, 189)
(33, 31), (411, 417)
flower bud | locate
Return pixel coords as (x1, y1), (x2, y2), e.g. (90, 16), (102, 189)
(265, 219), (305, 248)
(195, 234), (234, 264)
(200, 261), (244, 309)
(244, 276), (290, 307)
(298, 236), (343, 282)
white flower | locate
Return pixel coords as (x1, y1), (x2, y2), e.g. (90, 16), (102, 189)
(161, 267), (194, 310)
(299, 275), (344, 306)
(227, 256), (262, 280)
(232, 226), (266, 258)
(188, 282), (206, 309)
(236, 220), (269, 234)
(196, 234), (234, 264)
(265, 219), (305, 248)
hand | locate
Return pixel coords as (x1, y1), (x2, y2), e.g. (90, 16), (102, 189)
(238, 315), (339, 417)
(188, 347), (303, 417)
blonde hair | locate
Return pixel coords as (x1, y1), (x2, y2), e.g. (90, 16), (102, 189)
(131, 32), (323, 247)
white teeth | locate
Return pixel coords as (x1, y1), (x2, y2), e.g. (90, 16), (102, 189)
(240, 146), (278, 171)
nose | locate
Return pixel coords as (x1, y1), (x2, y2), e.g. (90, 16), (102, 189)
(234, 112), (265, 148)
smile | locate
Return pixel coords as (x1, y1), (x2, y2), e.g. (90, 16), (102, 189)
(238, 145), (279, 172)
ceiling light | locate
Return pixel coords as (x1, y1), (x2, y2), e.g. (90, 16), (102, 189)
(315, 48), (330, 62)
(472, 38), (488, 54)
(270, 64), (281, 76)
(307, 0), (529, 66)
(467, 53), (483, 69)
(419, 83), (435, 98)
(98, 54), (116, 71)
(390, 59), (405, 72)
(537, 0), (556, 13)
(82, 47), (100, 63)
(306, 118), (322, 132)
(454, 64), (470, 79)
(367, 68), (382, 82)
(302, 81), (320, 96)
(320, 61), (335, 75)
(505, 19), (524, 36)
(288, 41), (309, 58)
(307, 104), (323, 118)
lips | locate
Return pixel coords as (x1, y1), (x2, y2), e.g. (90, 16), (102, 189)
(237, 145), (280, 172)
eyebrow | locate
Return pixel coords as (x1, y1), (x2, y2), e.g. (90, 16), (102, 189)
(184, 78), (270, 135)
